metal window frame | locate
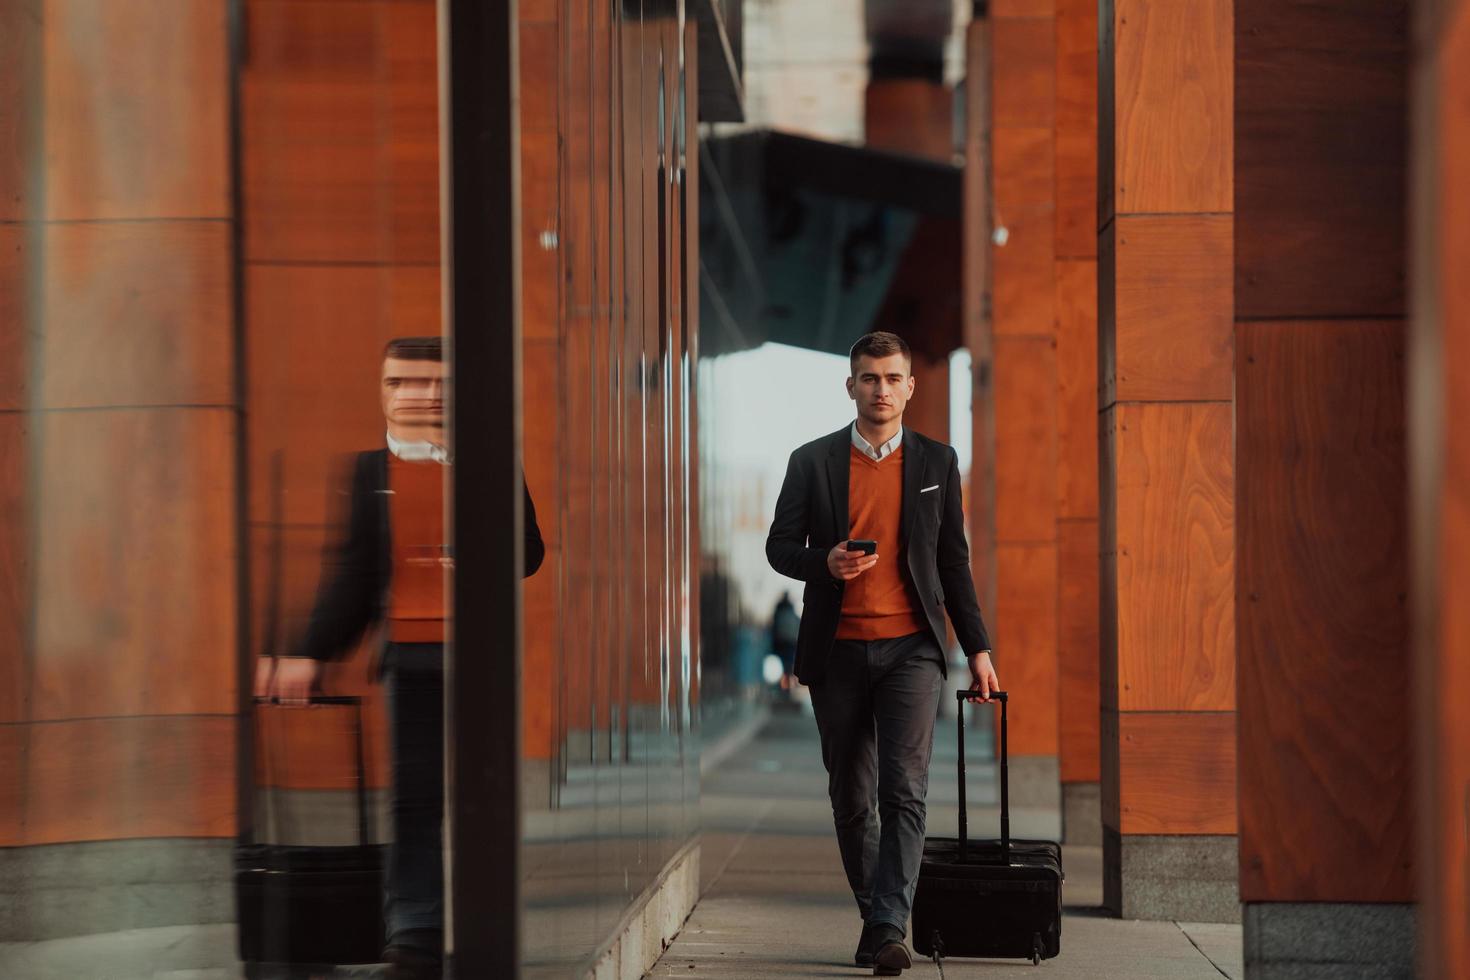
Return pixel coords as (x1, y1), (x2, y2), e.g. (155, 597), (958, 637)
(439, 1), (522, 975)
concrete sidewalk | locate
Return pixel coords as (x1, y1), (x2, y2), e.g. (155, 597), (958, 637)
(648, 705), (1241, 980)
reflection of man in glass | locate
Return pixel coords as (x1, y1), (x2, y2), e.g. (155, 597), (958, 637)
(269, 336), (544, 979)
(766, 331), (998, 975)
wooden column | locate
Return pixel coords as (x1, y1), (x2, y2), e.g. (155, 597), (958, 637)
(963, 20), (997, 645)
(1053, 0), (1100, 845)
(990, 0), (1060, 812)
(0, 0), (237, 940)
(1234, 1), (1413, 973)
(864, 76), (952, 448)
(1098, 0), (1237, 921)
(1412, 4), (1470, 977)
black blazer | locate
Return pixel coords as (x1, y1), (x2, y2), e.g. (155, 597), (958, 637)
(298, 449), (545, 661)
(765, 425), (991, 685)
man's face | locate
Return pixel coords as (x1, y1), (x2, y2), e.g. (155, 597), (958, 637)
(846, 353), (914, 424)
(381, 356), (446, 431)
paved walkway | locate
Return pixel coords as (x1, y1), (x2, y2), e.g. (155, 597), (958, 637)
(649, 704), (1242, 980)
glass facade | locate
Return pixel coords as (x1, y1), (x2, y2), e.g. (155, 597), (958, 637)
(1, 2), (724, 977)
(519, 3), (702, 976)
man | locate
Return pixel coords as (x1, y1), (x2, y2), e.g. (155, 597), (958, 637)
(766, 331), (998, 976)
(267, 336), (543, 980)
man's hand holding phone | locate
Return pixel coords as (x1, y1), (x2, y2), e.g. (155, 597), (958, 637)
(827, 539), (879, 581)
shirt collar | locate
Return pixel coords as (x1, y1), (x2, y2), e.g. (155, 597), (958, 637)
(387, 430), (450, 464)
(851, 421), (903, 461)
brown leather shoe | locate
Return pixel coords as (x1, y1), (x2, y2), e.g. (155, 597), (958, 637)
(871, 926), (912, 976)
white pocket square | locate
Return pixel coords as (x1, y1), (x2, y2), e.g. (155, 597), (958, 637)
(920, 484), (939, 493)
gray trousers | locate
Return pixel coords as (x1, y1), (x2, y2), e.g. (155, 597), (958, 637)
(809, 631), (945, 934)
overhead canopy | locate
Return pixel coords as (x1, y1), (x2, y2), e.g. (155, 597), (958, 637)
(700, 129), (963, 360)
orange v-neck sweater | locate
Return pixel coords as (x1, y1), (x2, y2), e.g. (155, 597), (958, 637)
(836, 444), (927, 641)
(387, 454), (447, 643)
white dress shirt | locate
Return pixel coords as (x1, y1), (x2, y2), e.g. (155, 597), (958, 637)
(851, 421), (903, 461)
(386, 430), (450, 464)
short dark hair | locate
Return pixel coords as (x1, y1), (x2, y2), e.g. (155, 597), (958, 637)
(849, 331), (911, 375)
(383, 336), (443, 361)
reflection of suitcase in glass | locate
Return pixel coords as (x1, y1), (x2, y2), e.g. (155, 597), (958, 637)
(912, 691), (1063, 966)
(236, 695), (385, 976)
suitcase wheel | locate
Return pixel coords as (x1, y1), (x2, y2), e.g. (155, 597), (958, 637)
(1031, 933), (1042, 966)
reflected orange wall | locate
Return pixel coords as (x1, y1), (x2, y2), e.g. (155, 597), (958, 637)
(521, 0), (560, 761)
(526, 4), (700, 776)
(0, 0), (238, 845)
(241, 0), (443, 790)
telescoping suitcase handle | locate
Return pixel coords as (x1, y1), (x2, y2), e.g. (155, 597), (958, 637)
(955, 689), (1009, 866)
(253, 695), (372, 846)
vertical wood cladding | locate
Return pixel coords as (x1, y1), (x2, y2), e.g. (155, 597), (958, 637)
(1236, 320), (1411, 902)
(1234, 0), (1411, 906)
(1235, 0), (1407, 320)
(1411, 1), (1470, 972)
(240, 0), (442, 797)
(990, 2), (1060, 761)
(0, 0), (237, 845)
(1052, 0), (1099, 791)
(1097, 0), (1236, 850)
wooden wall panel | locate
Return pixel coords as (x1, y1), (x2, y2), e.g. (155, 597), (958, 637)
(1057, 518), (1100, 782)
(1054, 258), (1096, 519)
(963, 20), (998, 632)
(37, 0), (231, 220)
(1110, 0), (1233, 216)
(996, 542), (1059, 755)
(31, 223), (233, 410)
(1053, 0), (1097, 260)
(1118, 711), (1236, 835)
(992, 133), (1054, 338)
(1113, 402), (1234, 712)
(0, 415), (28, 725)
(519, 0), (559, 762)
(520, 129), (559, 345)
(18, 716), (236, 845)
(1235, 0), (1407, 320)
(992, 18), (1056, 130)
(0, 1), (41, 223)
(0, 726), (22, 844)
(994, 336), (1057, 542)
(245, 263), (439, 526)
(31, 410), (237, 721)
(1112, 215), (1233, 403)
(253, 703), (387, 791)
(1414, 3), (1470, 972)
(0, 229), (32, 413)
(991, 0), (1055, 17)
(1237, 319), (1411, 902)
(242, 0), (438, 264)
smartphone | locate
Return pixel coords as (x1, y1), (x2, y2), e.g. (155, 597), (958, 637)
(849, 539), (877, 556)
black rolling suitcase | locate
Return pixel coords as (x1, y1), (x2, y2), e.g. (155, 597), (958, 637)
(911, 690), (1063, 966)
(236, 695), (386, 976)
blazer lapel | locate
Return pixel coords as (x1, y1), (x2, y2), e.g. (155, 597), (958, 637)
(825, 426), (851, 543)
(899, 427), (926, 548)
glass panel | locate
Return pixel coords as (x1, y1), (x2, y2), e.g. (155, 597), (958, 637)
(519, 3), (708, 976)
